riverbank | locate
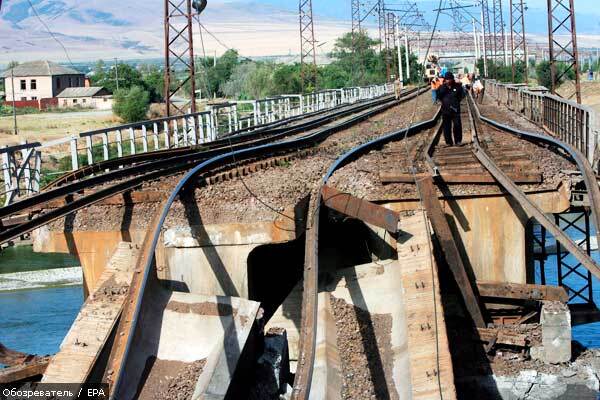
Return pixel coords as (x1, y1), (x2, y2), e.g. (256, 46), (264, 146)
(0, 267), (82, 292)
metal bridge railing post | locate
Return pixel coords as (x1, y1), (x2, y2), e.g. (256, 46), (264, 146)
(129, 127), (137, 155)
(116, 130), (124, 158)
(153, 123), (160, 151)
(32, 150), (41, 194)
(85, 136), (94, 166)
(102, 132), (109, 161)
(142, 125), (149, 152)
(70, 136), (79, 171)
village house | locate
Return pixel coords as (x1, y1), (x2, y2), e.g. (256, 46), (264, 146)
(56, 87), (113, 110)
(1, 60), (85, 102)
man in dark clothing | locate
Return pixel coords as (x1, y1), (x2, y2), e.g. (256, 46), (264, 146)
(437, 71), (465, 146)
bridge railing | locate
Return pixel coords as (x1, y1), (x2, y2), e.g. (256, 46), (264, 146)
(484, 79), (599, 165)
(0, 82), (394, 206)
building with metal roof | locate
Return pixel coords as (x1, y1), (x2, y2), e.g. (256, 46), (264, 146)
(57, 86), (113, 110)
(1, 61), (85, 103)
(1, 61), (81, 78)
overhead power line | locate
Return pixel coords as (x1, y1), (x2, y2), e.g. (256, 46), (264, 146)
(26, 0), (75, 66)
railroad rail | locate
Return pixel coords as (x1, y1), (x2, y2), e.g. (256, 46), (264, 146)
(48, 86), (427, 398)
(18, 84), (599, 397)
(0, 88), (422, 246)
(291, 90), (600, 398)
(0, 85), (392, 206)
(42, 92), (397, 190)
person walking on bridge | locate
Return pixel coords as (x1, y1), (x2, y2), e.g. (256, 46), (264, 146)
(437, 71), (465, 146)
(430, 76), (442, 104)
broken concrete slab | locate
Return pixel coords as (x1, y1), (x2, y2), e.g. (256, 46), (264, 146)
(540, 301), (572, 364)
(113, 290), (260, 400)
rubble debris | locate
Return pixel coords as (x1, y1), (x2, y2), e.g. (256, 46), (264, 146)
(137, 358), (206, 400)
(330, 295), (398, 400)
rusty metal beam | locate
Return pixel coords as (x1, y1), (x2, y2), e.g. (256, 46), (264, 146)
(416, 175), (487, 328)
(0, 361), (49, 384)
(322, 185), (399, 232)
(477, 280), (569, 302)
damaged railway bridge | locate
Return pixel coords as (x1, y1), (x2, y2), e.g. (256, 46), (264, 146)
(1, 84), (600, 399)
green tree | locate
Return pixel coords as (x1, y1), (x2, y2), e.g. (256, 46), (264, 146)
(329, 30), (384, 85)
(222, 63), (258, 99)
(207, 49), (240, 96)
(91, 61), (145, 93)
(271, 64), (302, 95)
(536, 61), (552, 89)
(243, 63), (274, 99)
(112, 86), (150, 123)
(139, 64), (164, 102)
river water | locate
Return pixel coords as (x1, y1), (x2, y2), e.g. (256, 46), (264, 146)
(0, 246), (83, 359)
(0, 216), (599, 361)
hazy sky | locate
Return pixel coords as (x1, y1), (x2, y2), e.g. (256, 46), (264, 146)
(240, 0), (598, 19)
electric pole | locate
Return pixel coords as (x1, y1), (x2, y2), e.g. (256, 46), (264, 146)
(114, 58), (119, 91)
(164, 0), (200, 116)
(299, 0), (318, 91)
(547, 0), (581, 103)
(11, 68), (17, 136)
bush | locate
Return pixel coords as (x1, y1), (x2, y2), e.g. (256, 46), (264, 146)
(536, 61), (552, 89)
(112, 86), (150, 123)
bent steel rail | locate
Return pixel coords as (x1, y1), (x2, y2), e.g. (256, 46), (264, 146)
(103, 87), (428, 398)
(0, 91), (422, 245)
(470, 92), (600, 259)
(291, 107), (440, 399)
(467, 93), (600, 281)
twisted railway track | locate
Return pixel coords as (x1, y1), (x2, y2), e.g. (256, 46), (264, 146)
(0, 88), (423, 247)
(27, 84), (600, 398)
(291, 91), (600, 399)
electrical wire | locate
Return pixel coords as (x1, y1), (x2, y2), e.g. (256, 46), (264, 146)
(196, 22), (255, 63)
(194, 14), (213, 99)
(26, 0), (75, 67)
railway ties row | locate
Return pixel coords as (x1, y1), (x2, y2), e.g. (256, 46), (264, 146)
(0, 87), (423, 248)
(293, 92), (600, 399)
(82, 87), (433, 398)
(12, 85), (599, 398)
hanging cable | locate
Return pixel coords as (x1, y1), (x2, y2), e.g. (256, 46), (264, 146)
(194, 14), (213, 99)
(26, 0), (76, 67)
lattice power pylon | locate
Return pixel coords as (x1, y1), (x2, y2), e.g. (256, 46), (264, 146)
(352, 0), (361, 34)
(299, 0), (318, 91)
(164, 0), (197, 117)
(378, 0), (386, 51)
(385, 12), (397, 81)
(547, 0), (581, 103)
(492, 0), (506, 65)
(509, 0), (528, 83)
(481, 0), (493, 77)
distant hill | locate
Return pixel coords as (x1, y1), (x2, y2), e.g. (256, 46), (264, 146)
(1, 0), (598, 63)
(0, 0), (351, 62)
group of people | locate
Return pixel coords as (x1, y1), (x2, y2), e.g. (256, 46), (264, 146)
(429, 71), (484, 146)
